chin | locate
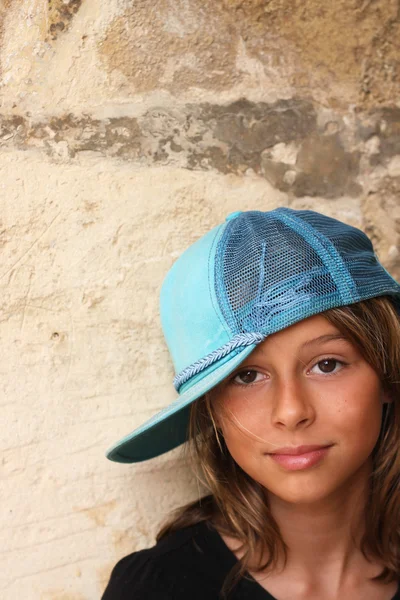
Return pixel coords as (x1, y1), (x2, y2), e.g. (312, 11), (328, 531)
(262, 475), (345, 506)
(269, 488), (333, 506)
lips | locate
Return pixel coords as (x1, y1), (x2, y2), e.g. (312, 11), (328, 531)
(267, 445), (333, 471)
(268, 444), (332, 456)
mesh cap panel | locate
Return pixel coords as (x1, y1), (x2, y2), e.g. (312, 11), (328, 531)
(215, 210), (341, 335)
(296, 210), (400, 304)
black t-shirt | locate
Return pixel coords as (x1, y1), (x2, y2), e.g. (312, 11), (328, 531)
(101, 521), (400, 600)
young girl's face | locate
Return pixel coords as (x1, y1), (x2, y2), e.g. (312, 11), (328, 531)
(211, 314), (385, 505)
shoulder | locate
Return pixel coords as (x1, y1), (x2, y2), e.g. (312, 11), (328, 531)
(101, 521), (230, 600)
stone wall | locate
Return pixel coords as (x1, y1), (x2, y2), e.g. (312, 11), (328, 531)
(1, 1), (399, 598)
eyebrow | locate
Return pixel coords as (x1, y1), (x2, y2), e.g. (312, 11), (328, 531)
(300, 334), (349, 349)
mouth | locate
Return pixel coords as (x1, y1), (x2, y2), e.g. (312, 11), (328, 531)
(266, 445), (333, 471)
(268, 444), (332, 456)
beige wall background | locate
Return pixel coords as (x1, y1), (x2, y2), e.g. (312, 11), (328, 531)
(0, 0), (399, 598)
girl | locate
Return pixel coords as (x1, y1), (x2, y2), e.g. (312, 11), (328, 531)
(102, 208), (400, 599)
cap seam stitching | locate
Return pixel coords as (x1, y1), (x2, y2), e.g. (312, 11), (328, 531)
(275, 208), (356, 303)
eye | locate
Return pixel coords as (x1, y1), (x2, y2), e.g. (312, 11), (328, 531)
(310, 358), (344, 375)
(232, 369), (265, 385)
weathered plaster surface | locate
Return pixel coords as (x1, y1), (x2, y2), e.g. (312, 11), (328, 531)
(99, 0), (400, 105)
(0, 0), (398, 599)
(1, 102), (399, 202)
(1, 0), (399, 114)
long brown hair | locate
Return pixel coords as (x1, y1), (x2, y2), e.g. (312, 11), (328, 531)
(158, 297), (400, 591)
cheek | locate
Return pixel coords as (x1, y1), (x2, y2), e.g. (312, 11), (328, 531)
(217, 391), (272, 442)
(218, 397), (270, 468)
(221, 425), (264, 481)
(324, 374), (383, 448)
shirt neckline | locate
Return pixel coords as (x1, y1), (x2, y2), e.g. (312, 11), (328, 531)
(201, 521), (277, 599)
(200, 521), (400, 600)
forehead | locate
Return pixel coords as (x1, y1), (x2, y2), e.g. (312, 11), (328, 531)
(249, 315), (346, 358)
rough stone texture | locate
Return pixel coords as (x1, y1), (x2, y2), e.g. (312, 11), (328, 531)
(99, 0), (400, 105)
(0, 0), (398, 599)
(47, 0), (83, 41)
(1, 99), (398, 201)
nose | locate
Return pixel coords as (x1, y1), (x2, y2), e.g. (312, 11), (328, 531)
(271, 377), (315, 430)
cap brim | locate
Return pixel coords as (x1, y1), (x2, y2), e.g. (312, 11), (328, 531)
(106, 344), (257, 463)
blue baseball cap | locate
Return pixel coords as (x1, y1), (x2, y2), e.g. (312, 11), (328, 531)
(106, 208), (400, 463)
